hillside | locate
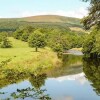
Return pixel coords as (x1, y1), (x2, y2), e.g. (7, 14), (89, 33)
(0, 15), (81, 23)
(22, 15), (80, 24)
(0, 15), (82, 32)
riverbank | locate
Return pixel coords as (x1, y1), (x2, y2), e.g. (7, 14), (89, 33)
(0, 37), (61, 73)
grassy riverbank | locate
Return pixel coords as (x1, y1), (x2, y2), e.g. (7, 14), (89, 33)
(0, 37), (61, 73)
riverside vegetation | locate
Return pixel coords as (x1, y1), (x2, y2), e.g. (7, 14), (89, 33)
(0, 16), (100, 79)
(0, 22), (86, 86)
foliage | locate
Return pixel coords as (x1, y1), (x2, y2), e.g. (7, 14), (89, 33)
(21, 26), (34, 42)
(82, 28), (100, 58)
(47, 30), (70, 52)
(52, 43), (63, 53)
(0, 32), (12, 48)
(0, 59), (11, 68)
(13, 24), (86, 53)
(28, 30), (46, 52)
(21, 32), (29, 42)
(13, 28), (23, 39)
(0, 37), (12, 48)
(45, 28), (86, 53)
(82, 0), (100, 29)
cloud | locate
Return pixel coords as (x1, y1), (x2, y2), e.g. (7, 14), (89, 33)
(21, 11), (34, 17)
(0, 7), (88, 18)
(55, 7), (88, 18)
(0, 16), (3, 18)
(20, 7), (88, 18)
(50, 72), (87, 85)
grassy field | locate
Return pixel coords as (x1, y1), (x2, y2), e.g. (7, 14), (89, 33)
(0, 37), (61, 72)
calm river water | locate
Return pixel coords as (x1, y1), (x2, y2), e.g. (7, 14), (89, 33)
(0, 54), (100, 100)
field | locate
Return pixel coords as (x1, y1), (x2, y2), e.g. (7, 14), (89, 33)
(0, 37), (61, 72)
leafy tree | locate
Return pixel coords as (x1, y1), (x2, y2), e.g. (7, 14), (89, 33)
(28, 30), (46, 52)
(81, 0), (100, 57)
(46, 29), (71, 53)
(21, 32), (29, 42)
(0, 36), (12, 48)
(52, 43), (63, 53)
(14, 26), (34, 41)
(13, 29), (23, 39)
(0, 32), (12, 48)
(82, 0), (100, 29)
(82, 28), (100, 58)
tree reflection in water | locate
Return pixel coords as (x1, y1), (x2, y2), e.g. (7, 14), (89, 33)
(83, 58), (100, 96)
(0, 73), (51, 100)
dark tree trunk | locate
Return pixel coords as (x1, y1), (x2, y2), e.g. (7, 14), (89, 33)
(35, 47), (38, 52)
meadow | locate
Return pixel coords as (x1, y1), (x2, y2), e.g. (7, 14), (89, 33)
(0, 37), (61, 72)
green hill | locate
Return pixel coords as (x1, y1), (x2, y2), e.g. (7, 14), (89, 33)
(22, 15), (80, 24)
(0, 15), (82, 32)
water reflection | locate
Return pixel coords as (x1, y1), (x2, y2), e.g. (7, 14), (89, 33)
(83, 58), (100, 96)
(46, 54), (83, 77)
(29, 74), (47, 89)
(11, 74), (51, 100)
(0, 73), (51, 100)
(0, 54), (100, 100)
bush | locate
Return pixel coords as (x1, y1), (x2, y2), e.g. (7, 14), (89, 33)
(0, 36), (12, 48)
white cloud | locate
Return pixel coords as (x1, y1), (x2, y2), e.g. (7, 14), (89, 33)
(50, 72), (87, 85)
(21, 11), (34, 17)
(0, 16), (3, 18)
(0, 7), (88, 18)
(20, 7), (88, 18)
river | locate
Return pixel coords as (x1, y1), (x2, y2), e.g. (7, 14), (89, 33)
(0, 53), (100, 100)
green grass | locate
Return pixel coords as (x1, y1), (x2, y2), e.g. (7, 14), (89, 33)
(0, 37), (61, 72)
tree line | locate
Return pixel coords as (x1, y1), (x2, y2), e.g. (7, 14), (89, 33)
(13, 26), (86, 52)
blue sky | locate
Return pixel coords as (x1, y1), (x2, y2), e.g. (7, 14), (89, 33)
(0, 0), (90, 18)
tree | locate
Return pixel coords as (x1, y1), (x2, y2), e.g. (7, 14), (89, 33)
(13, 29), (23, 39)
(82, 28), (100, 58)
(21, 26), (34, 42)
(21, 32), (29, 42)
(82, 0), (100, 29)
(52, 43), (63, 53)
(47, 29), (71, 53)
(0, 36), (12, 48)
(81, 0), (100, 58)
(0, 32), (12, 48)
(28, 30), (46, 52)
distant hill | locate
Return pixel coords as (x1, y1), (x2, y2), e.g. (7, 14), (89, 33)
(0, 15), (81, 23)
(0, 15), (82, 32)
(22, 15), (80, 24)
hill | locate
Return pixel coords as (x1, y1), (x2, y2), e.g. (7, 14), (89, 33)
(22, 15), (81, 24)
(0, 15), (82, 32)
(0, 15), (81, 23)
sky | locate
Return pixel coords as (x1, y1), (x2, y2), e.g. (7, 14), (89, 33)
(0, 0), (90, 18)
